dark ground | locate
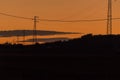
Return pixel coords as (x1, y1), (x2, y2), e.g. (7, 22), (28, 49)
(0, 55), (120, 80)
(1, 34), (120, 80)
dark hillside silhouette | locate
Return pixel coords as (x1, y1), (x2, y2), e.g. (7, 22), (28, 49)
(0, 34), (120, 55)
(1, 34), (120, 80)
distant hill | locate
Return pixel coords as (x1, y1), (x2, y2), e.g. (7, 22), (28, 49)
(0, 30), (79, 37)
(20, 37), (69, 43)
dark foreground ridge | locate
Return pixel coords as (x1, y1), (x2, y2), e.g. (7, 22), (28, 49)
(1, 34), (120, 80)
(0, 34), (120, 55)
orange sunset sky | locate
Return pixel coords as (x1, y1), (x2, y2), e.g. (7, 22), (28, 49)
(0, 0), (120, 43)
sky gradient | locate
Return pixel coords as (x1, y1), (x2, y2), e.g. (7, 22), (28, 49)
(0, 0), (120, 43)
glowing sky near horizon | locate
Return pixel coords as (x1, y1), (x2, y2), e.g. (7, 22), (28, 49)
(0, 0), (120, 43)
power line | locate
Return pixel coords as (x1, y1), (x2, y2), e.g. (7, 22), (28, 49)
(0, 12), (107, 22)
(39, 19), (107, 22)
(1, 12), (120, 23)
(113, 18), (120, 20)
(0, 12), (33, 20)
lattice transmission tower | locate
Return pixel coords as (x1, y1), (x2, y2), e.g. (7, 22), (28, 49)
(107, 0), (112, 35)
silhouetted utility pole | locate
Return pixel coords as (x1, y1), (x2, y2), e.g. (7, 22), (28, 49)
(33, 16), (39, 44)
(107, 0), (112, 35)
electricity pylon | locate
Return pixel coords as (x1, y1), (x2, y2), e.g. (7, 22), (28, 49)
(107, 0), (112, 35)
